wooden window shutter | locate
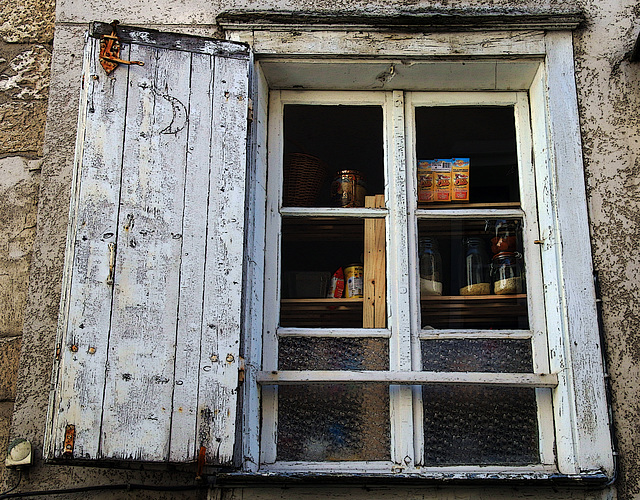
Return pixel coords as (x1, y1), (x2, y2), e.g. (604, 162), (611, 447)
(45, 23), (250, 465)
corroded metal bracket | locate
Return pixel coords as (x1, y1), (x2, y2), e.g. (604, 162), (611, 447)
(99, 20), (144, 75)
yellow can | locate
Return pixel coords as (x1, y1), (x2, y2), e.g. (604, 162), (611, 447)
(344, 264), (364, 298)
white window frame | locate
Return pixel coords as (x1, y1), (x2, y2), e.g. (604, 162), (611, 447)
(225, 20), (614, 479)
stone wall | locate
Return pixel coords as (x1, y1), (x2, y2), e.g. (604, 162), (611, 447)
(574, 1), (640, 498)
(3, 0), (640, 498)
(0, 0), (53, 490)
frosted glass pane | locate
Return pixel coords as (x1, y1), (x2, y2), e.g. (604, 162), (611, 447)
(421, 339), (532, 372)
(278, 384), (390, 461)
(423, 385), (539, 465)
(279, 337), (388, 370)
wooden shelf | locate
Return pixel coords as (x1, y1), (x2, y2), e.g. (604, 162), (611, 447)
(422, 294), (527, 302)
(282, 298), (363, 304)
(421, 294), (528, 329)
(280, 298), (363, 328)
(417, 201), (521, 209)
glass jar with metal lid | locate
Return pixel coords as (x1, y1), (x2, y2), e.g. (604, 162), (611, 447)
(418, 237), (443, 297)
(460, 237), (490, 296)
(491, 251), (524, 295)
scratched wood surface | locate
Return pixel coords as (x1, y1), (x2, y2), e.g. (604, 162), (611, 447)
(48, 31), (249, 465)
(49, 38), (129, 460)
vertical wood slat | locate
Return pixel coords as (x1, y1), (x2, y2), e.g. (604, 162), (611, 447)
(196, 55), (249, 465)
(363, 195), (387, 329)
(374, 194), (386, 328)
(101, 43), (193, 461)
(363, 196), (376, 328)
(169, 52), (214, 462)
(51, 38), (128, 459)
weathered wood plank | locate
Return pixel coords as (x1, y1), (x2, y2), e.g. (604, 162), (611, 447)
(363, 196), (376, 328)
(374, 194), (386, 328)
(100, 43), (192, 461)
(196, 54), (249, 465)
(387, 90), (414, 466)
(243, 30), (547, 58)
(50, 38), (128, 460)
(256, 370), (558, 388)
(277, 328), (390, 338)
(168, 51), (215, 462)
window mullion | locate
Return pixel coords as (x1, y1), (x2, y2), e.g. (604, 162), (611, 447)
(404, 91), (426, 466)
(386, 90), (415, 467)
(260, 89), (284, 465)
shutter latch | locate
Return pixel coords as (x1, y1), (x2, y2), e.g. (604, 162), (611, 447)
(99, 20), (145, 75)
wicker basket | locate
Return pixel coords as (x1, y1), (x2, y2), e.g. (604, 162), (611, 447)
(282, 153), (328, 207)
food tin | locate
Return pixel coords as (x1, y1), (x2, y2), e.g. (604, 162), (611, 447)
(344, 264), (364, 298)
(331, 170), (367, 207)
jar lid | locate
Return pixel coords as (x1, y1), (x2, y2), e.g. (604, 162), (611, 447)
(335, 170), (364, 177)
(463, 237), (486, 245)
(492, 251), (516, 260)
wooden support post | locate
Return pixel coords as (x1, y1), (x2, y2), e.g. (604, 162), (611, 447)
(374, 194), (386, 328)
(363, 196), (376, 328)
(363, 195), (386, 328)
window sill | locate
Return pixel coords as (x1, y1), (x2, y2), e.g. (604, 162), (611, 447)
(216, 469), (611, 488)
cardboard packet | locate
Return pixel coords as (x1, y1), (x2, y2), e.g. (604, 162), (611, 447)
(417, 160), (434, 202)
(451, 158), (470, 202)
(433, 159), (452, 202)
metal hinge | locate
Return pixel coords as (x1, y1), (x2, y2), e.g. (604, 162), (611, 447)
(238, 356), (246, 385)
(63, 424), (75, 458)
(247, 99), (254, 123)
(99, 20), (144, 75)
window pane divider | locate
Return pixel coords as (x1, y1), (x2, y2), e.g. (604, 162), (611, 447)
(277, 327), (391, 338)
(419, 329), (532, 340)
(257, 370), (558, 388)
(280, 207), (388, 218)
(416, 208), (524, 219)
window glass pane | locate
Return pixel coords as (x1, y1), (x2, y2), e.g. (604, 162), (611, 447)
(278, 384), (390, 461)
(415, 106), (519, 205)
(279, 337), (388, 370)
(418, 218), (528, 329)
(421, 339), (532, 372)
(283, 105), (384, 208)
(423, 385), (539, 465)
(280, 216), (386, 328)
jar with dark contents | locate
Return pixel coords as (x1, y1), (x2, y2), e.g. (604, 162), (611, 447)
(491, 219), (518, 253)
(331, 170), (367, 207)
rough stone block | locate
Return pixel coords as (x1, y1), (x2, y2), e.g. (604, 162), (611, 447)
(0, 102), (48, 155)
(0, 44), (51, 101)
(0, 337), (21, 400)
(0, 157), (41, 337)
(0, 0), (54, 44)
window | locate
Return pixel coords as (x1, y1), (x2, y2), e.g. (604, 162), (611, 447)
(226, 16), (615, 479)
(257, 90), (556, 471)
(47, 17), (614, 481)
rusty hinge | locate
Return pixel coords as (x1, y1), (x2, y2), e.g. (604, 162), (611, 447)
(99, 20), (144, 75)
(196, 446), (206, 480)
(247, 99), (254, 123)
(63, 424), (75, 458)
(238, 356), (246, 385)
